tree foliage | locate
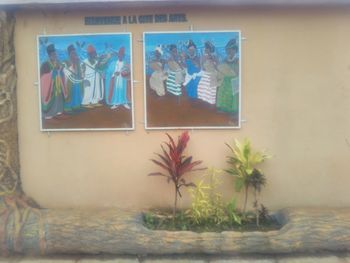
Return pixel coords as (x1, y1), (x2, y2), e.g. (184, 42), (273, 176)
(149, 131), (205, 219)
(225, 138), (269, 220)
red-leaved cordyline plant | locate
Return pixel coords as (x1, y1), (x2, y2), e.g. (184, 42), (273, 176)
(149, 131), (205, 220)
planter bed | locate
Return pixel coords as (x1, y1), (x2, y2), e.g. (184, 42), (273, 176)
(1, 207), (349, 256)
(143, 210), (282, 233)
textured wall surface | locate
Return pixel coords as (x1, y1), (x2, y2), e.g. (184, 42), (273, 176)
(0, 11), (20, 197)
(15, 6), (350, 209)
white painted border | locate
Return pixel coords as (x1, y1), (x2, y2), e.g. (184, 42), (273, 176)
(36, 32), (135, 132)
(143, 30), (242, 130)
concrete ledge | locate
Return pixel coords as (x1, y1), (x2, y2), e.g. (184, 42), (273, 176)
(1, 207), (349, 256)
(1, 253), (350, 262)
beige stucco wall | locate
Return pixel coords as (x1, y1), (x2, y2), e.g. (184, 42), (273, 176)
(15, 6), (350, 210)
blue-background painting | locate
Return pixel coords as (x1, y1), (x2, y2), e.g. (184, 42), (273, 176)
(38, 34), (131, 66)
(144, 31), (241, 128)
(144, 31), (239, 75)
(38, 33), (133, 131)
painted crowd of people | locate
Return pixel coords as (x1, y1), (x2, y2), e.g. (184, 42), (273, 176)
(40, 43), (131, 121)
(148, 38), (239, 114)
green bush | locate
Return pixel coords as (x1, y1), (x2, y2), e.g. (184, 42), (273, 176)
(225, 138), (270, 226)
(187, 168), (241, 227)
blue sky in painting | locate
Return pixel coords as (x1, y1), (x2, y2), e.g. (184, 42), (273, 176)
(38, 33), (131, 65)
(144, 31), (240, 74)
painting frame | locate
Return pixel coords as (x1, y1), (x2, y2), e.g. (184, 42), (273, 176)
(37, 32), (135, 132)
(143, 30), (242, 130)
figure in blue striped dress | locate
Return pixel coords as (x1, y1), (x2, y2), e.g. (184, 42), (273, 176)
(166, 44), (185, 96)
(183, 40), (201, 99)
(197, 41), (218, 105)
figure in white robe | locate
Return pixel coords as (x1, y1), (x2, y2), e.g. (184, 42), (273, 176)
(81, 45), (104, 108)
(107, 47), (130, 110)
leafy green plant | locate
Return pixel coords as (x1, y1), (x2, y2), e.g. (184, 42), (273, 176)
(250, 168), (267, 226)
(187, 168), (225, 225)
(225, 138), (269, 217)
(258, 204), (270, 222)
(143, 212), (156, 229)
(187, 179), (212, 224)
(187, 168), (241, 227)
(226, 198), (242, 225)
(149, 131), (205, 220)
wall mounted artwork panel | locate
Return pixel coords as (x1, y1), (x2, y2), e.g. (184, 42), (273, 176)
(143, 31), (241, 129)
(37, 33), (134, 131)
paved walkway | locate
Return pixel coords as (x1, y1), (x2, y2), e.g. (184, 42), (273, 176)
(1, 253), (350, 263)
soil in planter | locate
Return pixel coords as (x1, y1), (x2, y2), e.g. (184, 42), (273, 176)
(143, 210), (282, 233)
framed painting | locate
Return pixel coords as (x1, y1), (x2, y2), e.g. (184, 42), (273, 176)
(37, 33), (134, 131)
(143, 31), (241, 130)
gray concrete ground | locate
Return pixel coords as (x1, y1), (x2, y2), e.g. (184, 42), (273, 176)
(1, 253), (350, 263)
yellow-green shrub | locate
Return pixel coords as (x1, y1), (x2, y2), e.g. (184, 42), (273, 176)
(187, 168), (241, 226)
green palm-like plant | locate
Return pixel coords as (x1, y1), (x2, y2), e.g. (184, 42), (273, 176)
(225, 138), (269, 216)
